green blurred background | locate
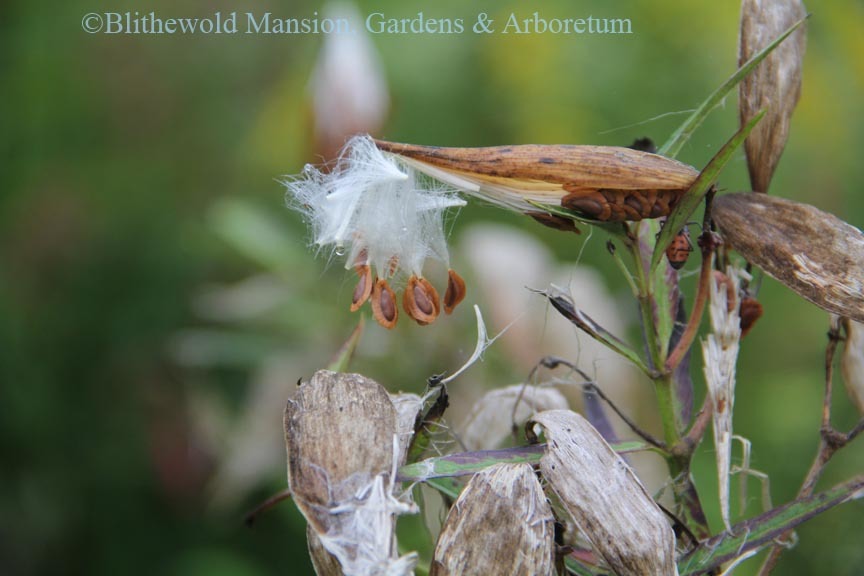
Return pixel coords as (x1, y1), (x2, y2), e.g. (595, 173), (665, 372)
(2, 0), (863, 574)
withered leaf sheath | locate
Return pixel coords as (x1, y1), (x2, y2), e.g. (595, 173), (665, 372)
(739, 0), (807, 193)
(371, 278), (399, 329)
(529, 410), (677, 576)
(713, 193), (864, 322)
(431, 463), (555, 576)
(374, 140), (699, 222)
(443, 269), (467, 314)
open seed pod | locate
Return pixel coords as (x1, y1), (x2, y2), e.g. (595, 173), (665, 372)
(713, 193), (864, 322)
(431, 463), (555, 576)
(374, 140), (699, 223)
(284, 371), (417, 575)
(529, 410), (677, 576)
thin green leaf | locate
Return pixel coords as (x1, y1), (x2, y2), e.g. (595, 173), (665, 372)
(398, 441), (648, 483)
(325, 318), (364, 372)
(658, 15), (809, 159)
(677, 476), (864, 575)
(651, 111), (765, 272)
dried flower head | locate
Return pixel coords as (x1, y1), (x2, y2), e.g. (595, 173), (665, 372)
(284, 135), (467, 328)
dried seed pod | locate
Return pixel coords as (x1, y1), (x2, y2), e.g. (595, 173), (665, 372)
(529, 410), (677, 576)
(840, 318), (864, 415)
(371, 278), (398, 329)
(402, 275), (440, 325)
(430, 463), (555, 576)
(459, 384), (569, 450)
(443, 269), (467, 314)
(374, 140), (699, 222)
(739, 0), (807, 193)
(739, 295), (764, 337)
(307, 525), (344, 576)
(285, 371), (417, 574)
(713, 193), (864, 322)
(350, 264), (373, 312)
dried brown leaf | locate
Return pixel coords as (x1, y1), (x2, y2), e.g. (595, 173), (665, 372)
(713, 193), (864, 322)
(739, 0), (807, 192)
(430, 463), (555, 576)
(530, 410), (677, 576)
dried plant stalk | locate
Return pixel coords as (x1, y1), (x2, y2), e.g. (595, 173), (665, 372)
(431, 463), (555, 576)
(529, 410), (677, 576)
(713, 193), (864, 322)
(284, 370), (416, 576)
(739, 0), (807, 192)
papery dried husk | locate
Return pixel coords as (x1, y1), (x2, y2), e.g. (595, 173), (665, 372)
(739, 0), (807, 192)
(430, 463), (555, 576)
(713, 193), (864, 322)
(530, 410), (677, 576)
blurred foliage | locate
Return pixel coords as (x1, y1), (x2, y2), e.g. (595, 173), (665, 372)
(2, 0), (863, 575)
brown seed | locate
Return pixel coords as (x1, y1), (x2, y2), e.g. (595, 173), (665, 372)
(371, 278), (398, 329)
(526, 211), (581, 234)
(443, 269), (467, 315)
(350, 264), (373, 312)
(739, 296), (763, 337)
(403, 275), (440, 326)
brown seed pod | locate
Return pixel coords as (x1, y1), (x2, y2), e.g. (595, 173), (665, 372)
(739, 0), (807, 193)
(350, 264), (373, 312)
(374, 140), (699, 222)
(371, 278), (398, 329)
(403, 275), (441, 325)
(713, 193), (864, 322)
(443, 269), (467, 315)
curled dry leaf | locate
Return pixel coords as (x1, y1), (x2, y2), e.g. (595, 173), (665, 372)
(430, 463), (555, 576)
(739, 0), (807, 192)
(713, 193), (864, 322)
(284, 370), (416, 575)
(374, 140), (699, 222)
(459, 384), (569, 450)
(840, 318), (864, 415)
(529, 410), (677, 576)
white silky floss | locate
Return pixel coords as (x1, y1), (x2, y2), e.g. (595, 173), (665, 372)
(284, 135), (466, 281)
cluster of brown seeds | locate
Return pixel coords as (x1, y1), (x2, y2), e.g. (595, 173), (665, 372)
(351, 265), (466, 329)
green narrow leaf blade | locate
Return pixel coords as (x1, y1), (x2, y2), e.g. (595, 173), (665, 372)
(325, 318), (364, 372)
(658, 15), (808, 159)
(678, 476), (864, 575)
(651, 111), (765, 272)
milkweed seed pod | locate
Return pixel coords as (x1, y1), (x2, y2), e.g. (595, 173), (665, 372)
(739, 0), (807, 193)
(284, 371), (417, 575)
(529, 410), (678, 576)
(713, 193), (864, 322)
(431, 463), (555, 576)
(374, 139), (699, 226)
